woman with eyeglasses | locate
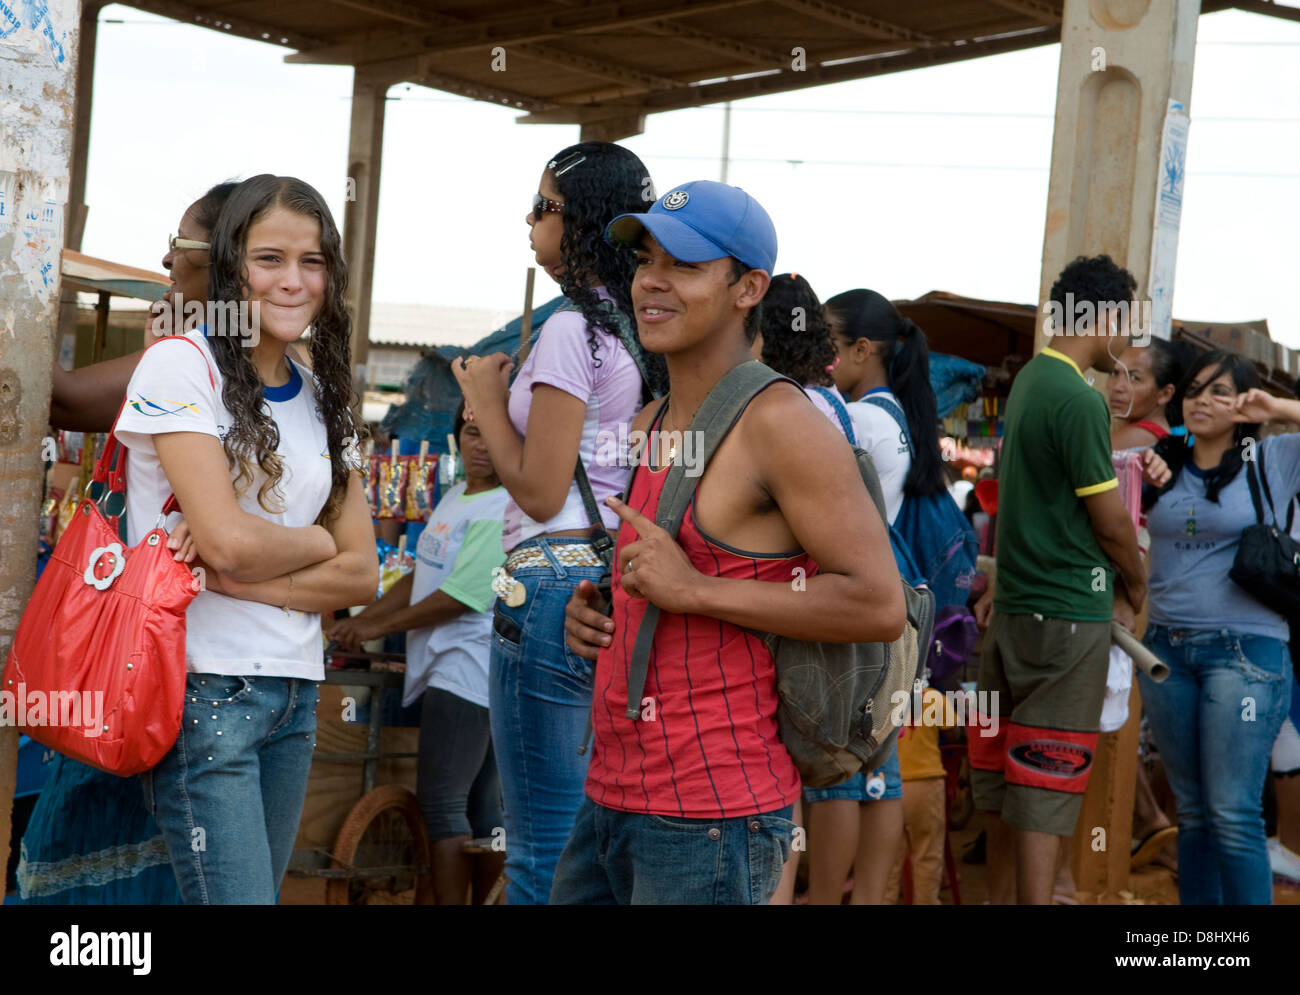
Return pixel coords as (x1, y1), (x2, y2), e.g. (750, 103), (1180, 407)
(452, 142), (660, 904)
(49, 183), (311, 432)
(1141, 350), (1300, 904)
(113, 174), (377, 904)
(21, 181), (238, 904)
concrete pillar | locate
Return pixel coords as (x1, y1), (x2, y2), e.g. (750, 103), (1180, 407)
(0, 0), (81, 893)
(1035, 0), (1200, 902)
(57, 1), (102, 356)
(342, 69), (389, 385)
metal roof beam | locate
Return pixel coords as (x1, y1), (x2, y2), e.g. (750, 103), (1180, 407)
(769, 0), (940, 44)
(287, 0), (762, 65)
(1233, 0), (1300, 21)
(641, 18), (789, 67)
(987, 0), (1063, 23)
(120, 0), (326, 49)
(322, 0), (683, 90)
(630, 26), (1056, 112)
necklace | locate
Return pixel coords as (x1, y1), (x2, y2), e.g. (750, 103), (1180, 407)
(661, 398), (698, 467)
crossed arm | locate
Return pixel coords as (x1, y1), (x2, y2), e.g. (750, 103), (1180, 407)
(155, 431), (378, 612)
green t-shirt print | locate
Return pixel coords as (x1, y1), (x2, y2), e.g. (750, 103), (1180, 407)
(993, 348), (1118, 621)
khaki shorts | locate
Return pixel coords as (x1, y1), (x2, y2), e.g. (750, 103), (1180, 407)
(969, 612), (1111, 836)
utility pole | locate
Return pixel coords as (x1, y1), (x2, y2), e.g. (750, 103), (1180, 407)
(720, 102), (732, 184)
(0, 0), (81, 879)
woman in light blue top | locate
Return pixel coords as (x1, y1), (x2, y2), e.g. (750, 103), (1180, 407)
(1142, 349), (1300, 904)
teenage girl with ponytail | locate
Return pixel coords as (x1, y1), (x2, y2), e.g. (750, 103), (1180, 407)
(791, 289), (948, 904)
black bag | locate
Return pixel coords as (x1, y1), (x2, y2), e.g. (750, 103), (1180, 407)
(1229, 442), (1300, 619)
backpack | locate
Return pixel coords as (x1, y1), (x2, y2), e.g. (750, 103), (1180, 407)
(622, 361), (936, 788)
(862, 393), (979, 615)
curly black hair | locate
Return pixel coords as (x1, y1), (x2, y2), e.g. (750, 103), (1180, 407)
(206, 174), (361, 526)
(547, 142), (666, 398)
(758, 273), (834, 386)
(1050, 254), (1138, 318)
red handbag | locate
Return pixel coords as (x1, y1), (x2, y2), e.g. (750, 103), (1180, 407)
(2, 336), (214, 774)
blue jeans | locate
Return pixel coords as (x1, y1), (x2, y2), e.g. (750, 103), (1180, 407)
(550, 797), (795, 905)
(489, 537), (605, 905)
(803, 744), (903, 803)
(1140, 625), (1292, 905)
(140, 674), (319, 905)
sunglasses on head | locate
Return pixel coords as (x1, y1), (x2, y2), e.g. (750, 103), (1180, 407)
(531, 193), (564, 223)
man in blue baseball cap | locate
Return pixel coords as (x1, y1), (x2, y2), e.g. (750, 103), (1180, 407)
(552, 181), (906, 905)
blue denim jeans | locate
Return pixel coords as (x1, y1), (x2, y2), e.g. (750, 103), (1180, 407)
(803, 744), (902, 803)
(1140, 625), (1292, 905)
(550, 797), (796, 905)
(489, 536), (605, 905)
(140, 674), (319, 905)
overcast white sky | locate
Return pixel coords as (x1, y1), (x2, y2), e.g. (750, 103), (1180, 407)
(81, 6), (1300, 345)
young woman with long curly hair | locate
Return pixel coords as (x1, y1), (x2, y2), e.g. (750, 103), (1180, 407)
(453, 142), (659, 904)
(114, 174), (377, 904)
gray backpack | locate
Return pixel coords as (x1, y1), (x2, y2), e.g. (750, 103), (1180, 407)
(623, 361), (936, 789)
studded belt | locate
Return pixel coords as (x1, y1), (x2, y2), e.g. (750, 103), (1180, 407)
(491, 542), (605, 608)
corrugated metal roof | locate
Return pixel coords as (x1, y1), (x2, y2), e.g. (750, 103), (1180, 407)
(367, 301), (513, 349)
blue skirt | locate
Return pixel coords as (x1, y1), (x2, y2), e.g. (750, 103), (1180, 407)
(14, 754), (181, 904)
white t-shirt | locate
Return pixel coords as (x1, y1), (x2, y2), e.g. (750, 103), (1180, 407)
(115, 330), (357, 680)
(846, 388), (912, 524)
(402, 482), (508, 709)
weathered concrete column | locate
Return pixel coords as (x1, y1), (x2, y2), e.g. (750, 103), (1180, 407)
(342, 69), (390, 385)
(56, 1), (102, 352)
(0, 0), (81, 891)
(1035, 0), (1200, 902)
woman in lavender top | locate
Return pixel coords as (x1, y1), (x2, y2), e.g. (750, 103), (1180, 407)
(453, 142), (660, 904)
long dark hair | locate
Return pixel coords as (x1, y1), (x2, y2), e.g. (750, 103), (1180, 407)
(206, 174), (360, 526)
(1146, 350), (1261, 507)
(824, 288), (945, 498)
(1143, 337), (1199, 424)
(759, 273), (835, 387)
(547, 142), (666, 397)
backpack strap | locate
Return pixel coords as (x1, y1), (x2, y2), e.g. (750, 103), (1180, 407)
(810, 386), (857, 446)
(861, 392), (913, 454)
(623, 361), (796, 718)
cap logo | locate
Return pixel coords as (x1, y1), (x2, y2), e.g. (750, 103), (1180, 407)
(662, 190), (689, 211)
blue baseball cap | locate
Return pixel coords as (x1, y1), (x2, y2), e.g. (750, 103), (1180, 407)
(605, 180), (777, 274)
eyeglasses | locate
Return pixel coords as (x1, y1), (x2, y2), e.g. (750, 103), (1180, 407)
(530, 194), (564, 223)
(169, 233), (211, 252)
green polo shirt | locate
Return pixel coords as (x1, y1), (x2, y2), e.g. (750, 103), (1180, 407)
(993, 347), (1118, 621)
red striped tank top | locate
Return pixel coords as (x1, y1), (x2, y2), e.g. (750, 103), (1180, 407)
(586, 421), (805, 818)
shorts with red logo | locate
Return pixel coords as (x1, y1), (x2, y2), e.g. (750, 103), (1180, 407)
(968, 612), (1111, 836)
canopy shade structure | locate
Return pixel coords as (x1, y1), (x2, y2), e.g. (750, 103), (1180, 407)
(116, 0), (1275, 141)
(60, 249), (168, 301)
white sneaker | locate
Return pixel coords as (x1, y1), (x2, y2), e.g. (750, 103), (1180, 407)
(1267, 836), (1300, 883)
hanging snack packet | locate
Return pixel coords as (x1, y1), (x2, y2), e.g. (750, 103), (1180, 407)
(377, 441), (407, 520)
(405, 441), (437, 523)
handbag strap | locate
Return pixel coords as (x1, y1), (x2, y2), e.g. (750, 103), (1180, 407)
(1245, 442), (1278, 528)
(96, 334), (218, 515)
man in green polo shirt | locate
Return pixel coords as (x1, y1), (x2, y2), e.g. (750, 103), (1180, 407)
(971, 255), (1151, 905)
